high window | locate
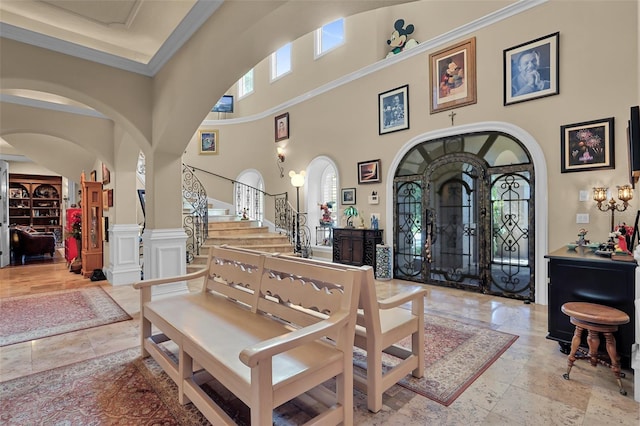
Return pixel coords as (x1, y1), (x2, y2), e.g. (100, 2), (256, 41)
(238, 69), (254, 98)
(271, 43), (292, 81)
(315, 18), (344, 58)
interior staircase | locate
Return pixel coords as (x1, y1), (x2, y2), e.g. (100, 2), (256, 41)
(188, 208), (294, 271)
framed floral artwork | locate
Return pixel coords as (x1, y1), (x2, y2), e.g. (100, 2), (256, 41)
(378, 85), (409, 134)
(429, 37), (476, 114)
(199, 130), (219, 154)
(504, 32), (559, 106)
(357, 159), (381, 184)
(560, 117), (614, 173)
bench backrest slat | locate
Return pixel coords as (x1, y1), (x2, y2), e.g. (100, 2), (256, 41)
(205, 246), (265, 313)
(258, 256), (360, 341)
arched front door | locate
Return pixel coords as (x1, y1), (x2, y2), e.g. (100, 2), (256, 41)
(394, 132), (535, 301)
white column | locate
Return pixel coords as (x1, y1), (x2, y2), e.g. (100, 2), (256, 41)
(106, 224), (142, 286)
(142, 227), (188, 296)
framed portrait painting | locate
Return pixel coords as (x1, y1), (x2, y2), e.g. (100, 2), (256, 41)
(199, 130), (219, 154)
(341, 188), (356, 205)
(275, 112), (289, 142)
(504, 32), (559, 106)
(560, 117), (614, 173)
(429, 37), (476, 114)
(378, 85), (409, 134)
(357, 159), (381, 184)
(90, 170), (97, 181)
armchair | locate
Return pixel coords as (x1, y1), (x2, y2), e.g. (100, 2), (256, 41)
(10, 226), (56, 264)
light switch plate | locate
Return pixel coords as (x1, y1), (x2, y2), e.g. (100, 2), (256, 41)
(579, 190), (589, 202)
(576, 213), (589, 224)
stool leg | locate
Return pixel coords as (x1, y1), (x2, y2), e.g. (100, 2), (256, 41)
(563, 325), (583, 380)
(603, 332), (627, 396)
(586, 329), (600, 367)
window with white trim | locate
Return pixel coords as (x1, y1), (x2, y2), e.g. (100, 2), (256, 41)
(271, 43), (292, 81)
(238, 69), (254, 98)
(321, 166), (337, 207)
(315, 18), (344, 58)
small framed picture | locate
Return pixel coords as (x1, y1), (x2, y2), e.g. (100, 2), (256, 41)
(560, 117), (614, 173)
(430, 37), (476, 114)
(378, 85), (409, 134)
(275, 112), (289, 142)
(102, 163), (110, 184)
(9, 188), (21, 198)
(504, 32), (559, 106)
(102, 189), (109, 211)
(341, 188), (356, 205)
(199, 130), (219, 154)
(358, 159), (381, 184)
(90, 170), (97, 181)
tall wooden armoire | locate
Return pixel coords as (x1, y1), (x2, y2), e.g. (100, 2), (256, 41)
(81, 180), (103, 277)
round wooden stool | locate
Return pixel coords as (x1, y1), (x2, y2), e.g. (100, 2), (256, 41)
(561, 302), (630, 395)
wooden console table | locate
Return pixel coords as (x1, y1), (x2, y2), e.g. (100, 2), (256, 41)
(545, 247), (636, 368)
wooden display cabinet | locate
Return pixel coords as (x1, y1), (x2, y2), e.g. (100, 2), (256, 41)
(9, 174), (62, 241)
(81, 181), (104, 278)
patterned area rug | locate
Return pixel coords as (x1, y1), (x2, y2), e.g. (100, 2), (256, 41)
(354, 313), (519, 406)
(0, 286), (131, 347)
(0, 348), (209, 425)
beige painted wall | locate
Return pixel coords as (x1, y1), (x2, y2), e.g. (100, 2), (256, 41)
(187, 0), (639, 253)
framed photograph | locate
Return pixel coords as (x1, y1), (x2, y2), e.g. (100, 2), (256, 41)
(102, 189), (109, 211)
(358, 159), (381, 184)
(561, 117), (614, 173)
(102, 217), (109, 242)
(378, 85), (409, 134)
(504, 32), (559, 106)
(102, 163), (110, 184)
(199, 130), (219, 154)
(275, 112), (289, 142)
(341, 188), (356, 205)
(137, 189), (146, 216)
(90, 170), (97, 181)
(429, 37), (476, 114)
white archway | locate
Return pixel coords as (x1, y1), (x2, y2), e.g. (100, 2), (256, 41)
(236, 169), (265, 221)
(386, 121), (549, 305)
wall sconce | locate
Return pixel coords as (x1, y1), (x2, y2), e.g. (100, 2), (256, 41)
(276, 147), (285, 178)
(593, 184), (633, 231)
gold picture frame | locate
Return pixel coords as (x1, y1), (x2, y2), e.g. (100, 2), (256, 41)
(429, 37), (476, 114)
(199, 130), (219, 154)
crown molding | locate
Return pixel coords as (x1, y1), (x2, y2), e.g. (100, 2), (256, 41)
(0, 94), (108, 119)
(203, 0), (548, 127)
(0, 0), (222, 77)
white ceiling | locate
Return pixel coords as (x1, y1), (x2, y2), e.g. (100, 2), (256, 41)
(0, 0), (222, 75)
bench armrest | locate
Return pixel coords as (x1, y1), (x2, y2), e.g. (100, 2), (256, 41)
(132, 268), (208, 289)
(239, 313), (351, 367)
(377, 288), (427, 310)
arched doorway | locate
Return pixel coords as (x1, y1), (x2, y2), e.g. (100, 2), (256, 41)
(393, 131), (535, 301)
(235, 170), (265, 222)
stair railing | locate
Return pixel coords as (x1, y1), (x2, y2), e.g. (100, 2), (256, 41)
(185, 164), (311, 257)
(182, 164), (208, 263)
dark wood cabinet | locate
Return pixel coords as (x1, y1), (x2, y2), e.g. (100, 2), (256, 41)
(545, 248), (636, 368)
(9, 174), (63, 241)
(333, 228), (383, 271)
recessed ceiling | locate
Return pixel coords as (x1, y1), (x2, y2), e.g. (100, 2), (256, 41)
(0, 0), (220, 70)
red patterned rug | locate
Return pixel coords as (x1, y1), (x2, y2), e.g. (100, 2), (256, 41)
(0, 348), (209, 425)
(354, 313), (518, 406)
(0, 286), (131, 347)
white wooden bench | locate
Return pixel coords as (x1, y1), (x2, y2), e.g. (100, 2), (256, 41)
(278, 255), (426, 413)
(133, 246), (361, 425)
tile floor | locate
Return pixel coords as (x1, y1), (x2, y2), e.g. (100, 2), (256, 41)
(1, 260), (638, 425)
